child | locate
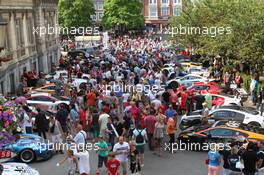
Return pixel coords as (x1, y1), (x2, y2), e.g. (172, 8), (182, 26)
(129, 141), (141, 175)
(106, 152), (120, 175)
(57, 150), (78, 175)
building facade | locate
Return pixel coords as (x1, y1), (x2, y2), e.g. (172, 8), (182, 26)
(0, 0), (59, 95)
(144, 0), (182, 29)
(92, 0), (104, 24)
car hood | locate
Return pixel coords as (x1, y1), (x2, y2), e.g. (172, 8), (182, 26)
(2, 162), (39, 175)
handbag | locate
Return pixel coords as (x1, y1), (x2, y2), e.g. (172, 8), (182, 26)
(235, 156), (244, 169)
(205, 159), (209, 165)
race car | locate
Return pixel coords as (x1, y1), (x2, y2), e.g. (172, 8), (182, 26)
(179, 105), (264, 130)
(1, 162), (39, 175)
(3, 134), (53, 163)
(178, 120), (264, 151)
(187, 82), (223, 94)
(26, 93), (70, 111)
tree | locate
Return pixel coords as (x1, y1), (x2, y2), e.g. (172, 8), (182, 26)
(58, 0), (95, 28)
(102, 0), (144, 32)
(170, 0), (264, 71)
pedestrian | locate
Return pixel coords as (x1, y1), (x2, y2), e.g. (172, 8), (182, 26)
(227, 146), (243, 175)
(113, 136), (130, 175)
(235, 72), (242, 88)
(56, 104), (69, 134)
(35, 108), (48, 140)
(106, 153), (120, 175)
(153, 108), (165, 157)
(73, 145), (91, 175)
(166, 117), (175, 152)
(241, 142), (258, 175)
(99, 110), (110, 139)
(48, 115), (64, 154)
(73, 124), (87, 146)
(207, 144), (221, 175)
(57, 150), (78, 175)
(132, 124), (147, 167)
(129, 141), (141, 175)
(205, 90), (212, 110)
(95, 136), (109, 175)
(144, 109), (156, 151)
(259, 85), (264, 116)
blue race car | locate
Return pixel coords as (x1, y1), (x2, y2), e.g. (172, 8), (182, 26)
(4, 134), (53, 163)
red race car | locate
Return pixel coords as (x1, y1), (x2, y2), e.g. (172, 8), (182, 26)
(187, 82), (223, 95)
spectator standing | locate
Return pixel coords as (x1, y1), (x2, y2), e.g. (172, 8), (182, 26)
(144, 109), (156, 151)
(106, 153), (120, 175)
(96, 136), (109, 174)
(132, 124), (147, 167)
(241, 142), (258, 175)
(35, 108), (48, 140)
(207, 145), (221, 175)
(113, 136), (130, 175)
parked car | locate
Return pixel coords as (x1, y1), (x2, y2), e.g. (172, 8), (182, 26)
(178, 120), (264, 151)
(3, 134), (53, 163)
(31, 83), (56, 95)
(1, 162), (39, 175)
(179, 105), (264, 130)
(26, 93), (70, 111)
(188, 82), (222, 94)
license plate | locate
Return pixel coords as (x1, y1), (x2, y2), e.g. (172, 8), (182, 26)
(0, 150), (12, 159)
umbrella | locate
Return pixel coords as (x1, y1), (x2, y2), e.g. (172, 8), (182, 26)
(15, 96), (27, 105)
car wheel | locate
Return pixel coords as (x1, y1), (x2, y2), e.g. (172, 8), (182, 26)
(20, 149), (35, 163)
(248, 122), (261, 127)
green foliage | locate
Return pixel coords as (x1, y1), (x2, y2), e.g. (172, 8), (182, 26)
(170, 0), (264, 71)
(58, 0), (95, 28)
(241, 73), (251, 92)
(102, 0), (144, 31)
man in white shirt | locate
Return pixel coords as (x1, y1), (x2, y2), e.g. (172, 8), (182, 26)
(113, 136), (130, 175)
(74, 124), (87, 146)
(98, 111), (110, 139)
(73, 146), (90, 175)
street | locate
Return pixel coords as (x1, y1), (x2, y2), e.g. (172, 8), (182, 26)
(30, 148), (208, 175)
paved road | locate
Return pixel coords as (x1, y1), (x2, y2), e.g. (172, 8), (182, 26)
(30, 148), (208, 175)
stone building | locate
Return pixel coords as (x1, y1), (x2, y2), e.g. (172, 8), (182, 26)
(0, 0), (59, 95)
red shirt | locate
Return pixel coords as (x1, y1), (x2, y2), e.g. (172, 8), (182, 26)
(106, 159), (120, 175)
(87, 92), (96, 106)
(144, 115), (156, 134)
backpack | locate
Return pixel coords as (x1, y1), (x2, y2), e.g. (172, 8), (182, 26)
(135, 129), (144, 144)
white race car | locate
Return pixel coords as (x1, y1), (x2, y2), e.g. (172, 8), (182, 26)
(1, 163), (39, 175)
(26, 93), (70, 111)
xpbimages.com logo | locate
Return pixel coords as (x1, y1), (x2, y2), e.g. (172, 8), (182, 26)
(33, 24), (100, 36)
(164, 141), (231, 153)
(160, 24), (232, 38)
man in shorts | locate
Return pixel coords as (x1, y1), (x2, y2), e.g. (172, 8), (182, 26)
(113, 136), (130, 175)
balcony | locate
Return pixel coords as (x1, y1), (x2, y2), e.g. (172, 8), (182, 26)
(0, 49), (14, 68)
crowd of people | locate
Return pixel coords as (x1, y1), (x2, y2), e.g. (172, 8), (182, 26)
(13, 35), (264, 175)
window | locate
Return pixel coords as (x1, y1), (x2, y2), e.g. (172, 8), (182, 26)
(97, 3), (103, 10)
(149, 0), (157, 4)
(98, 12), (103, 20)
(149, 4), (158, 17)
(16, 19), (24, 47)
(161, 7), (169, 16)
(27, 18), (34, 44)
(233, 112), (245, 121)
(173, 5), (181, 16)
(31, 96), (54, 102)
(212, 110), (236, 120)
(162, 0), (169, 4)
(209, 128), (236, 137)
(174, 0), (181, 4)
